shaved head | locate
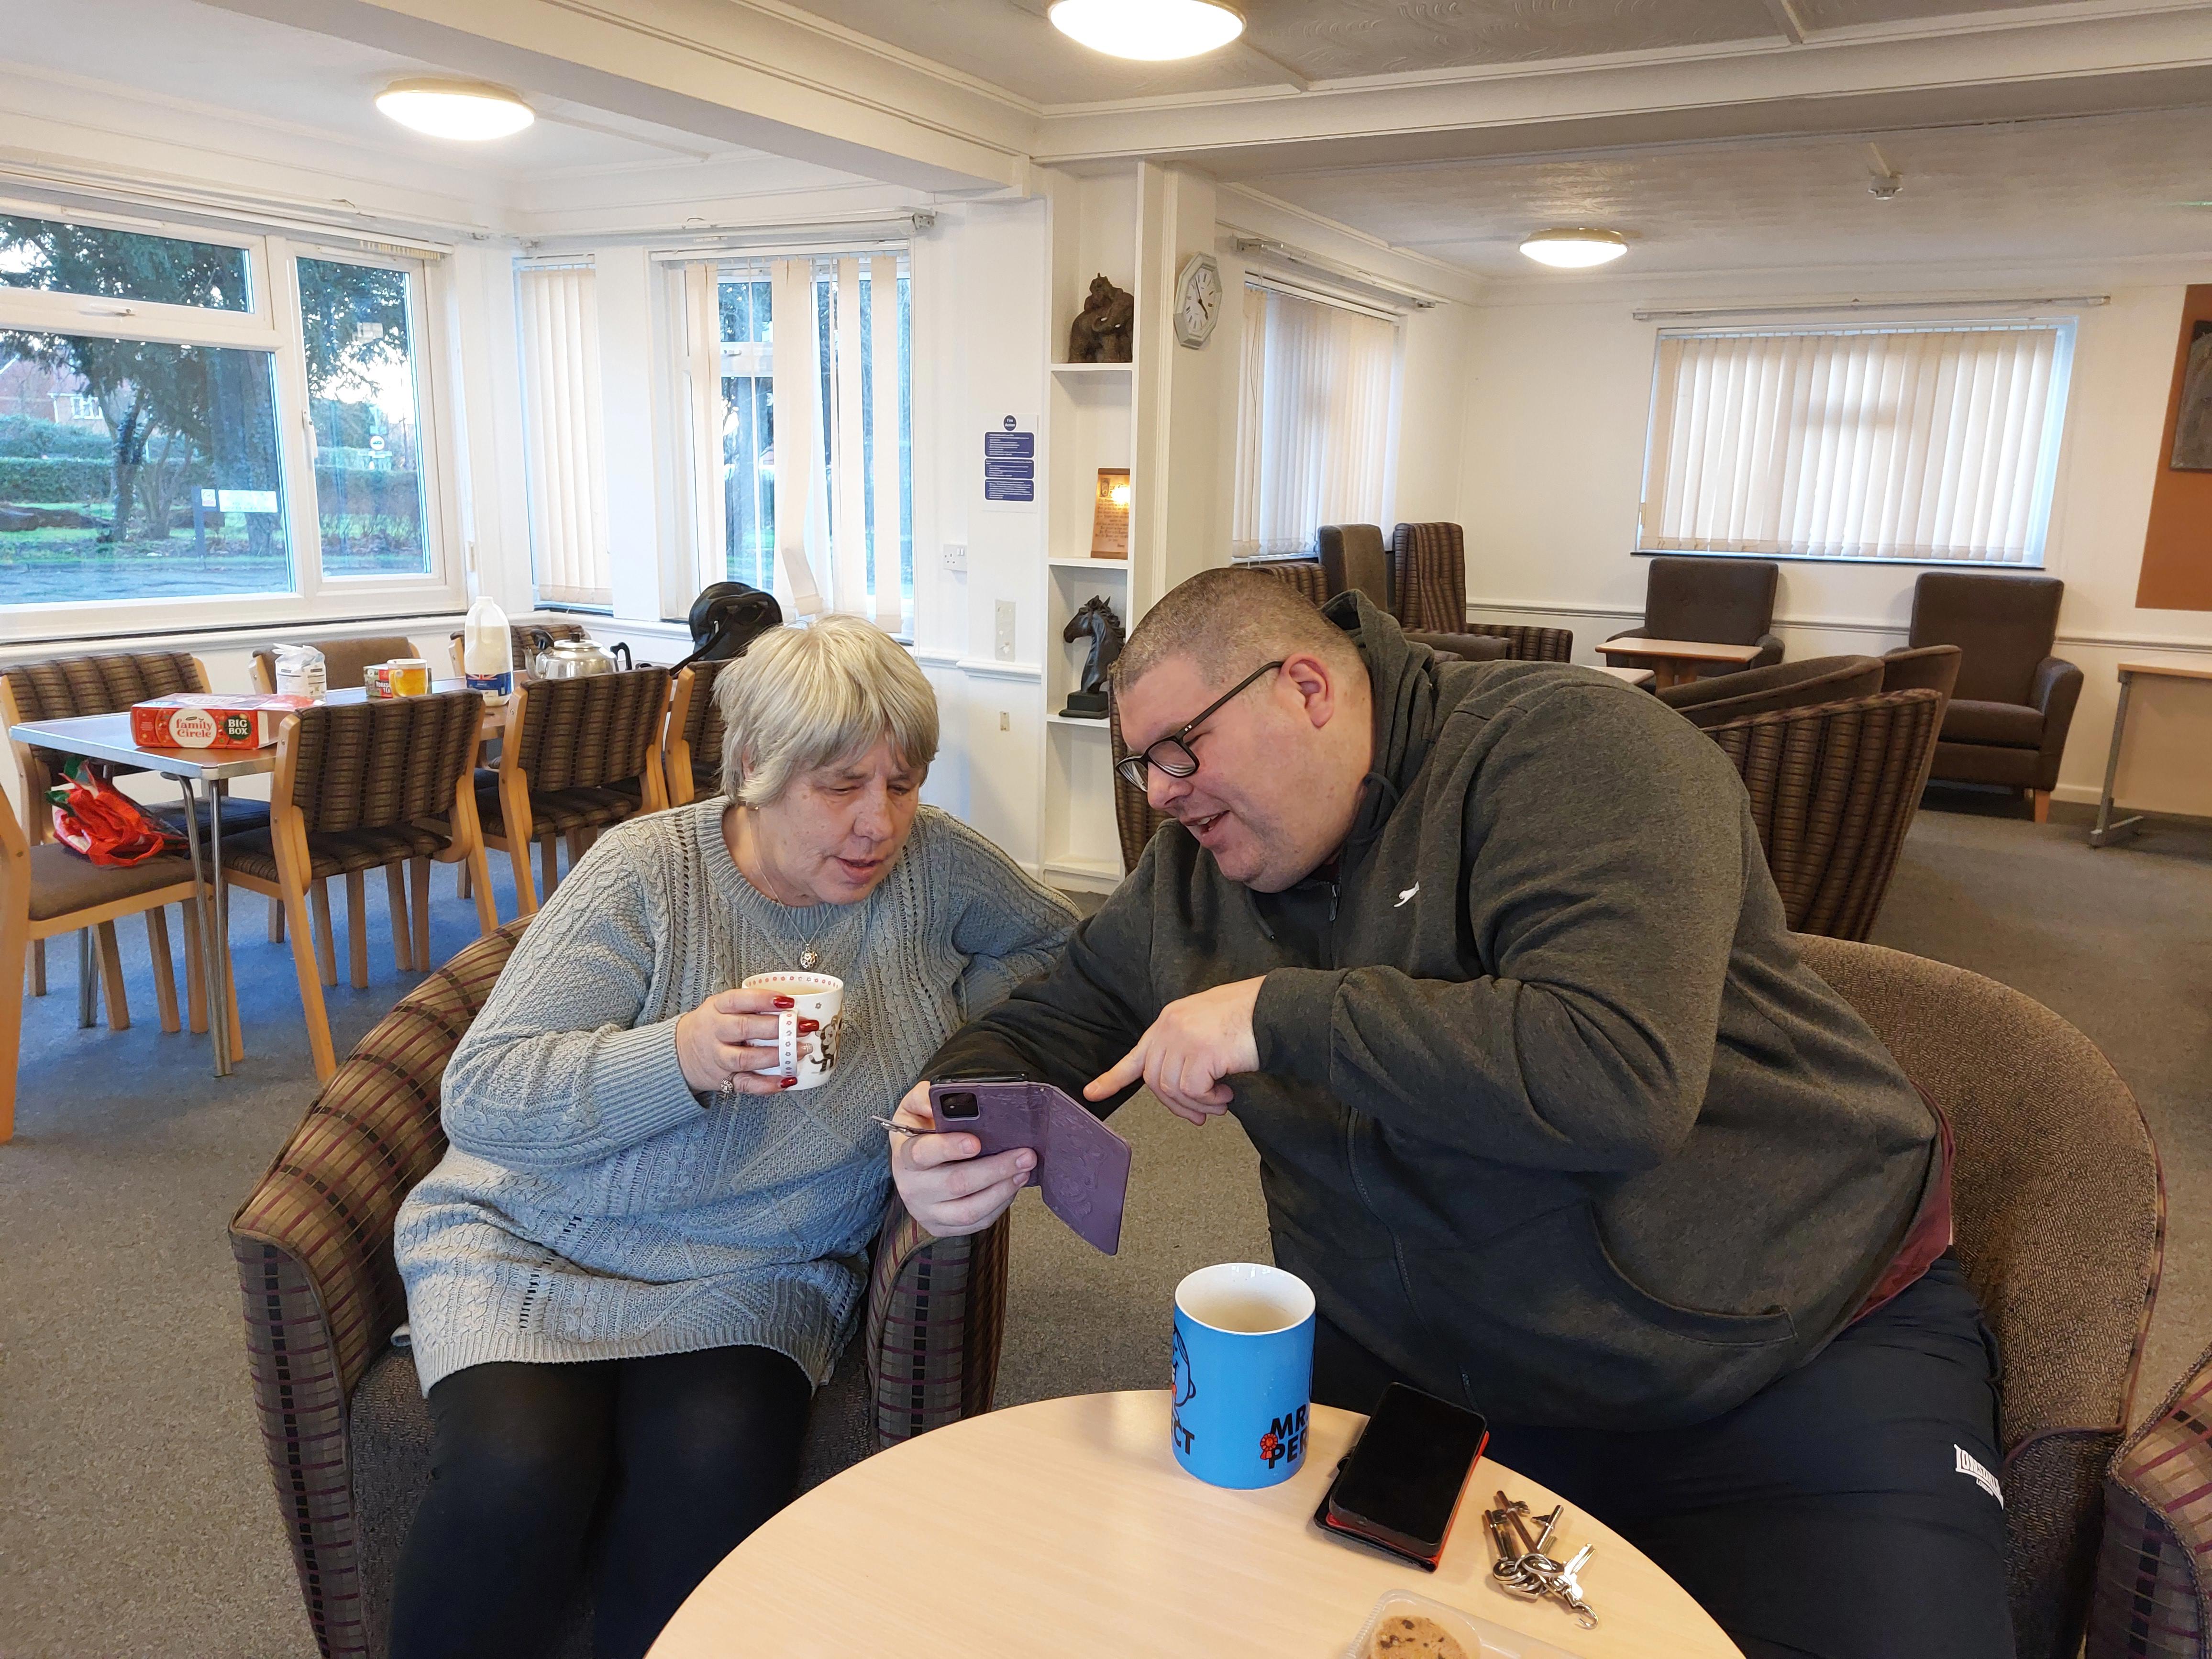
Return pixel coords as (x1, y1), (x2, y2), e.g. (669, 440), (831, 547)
(1112, 567), (1374, 891)
(1113, 568), (1361, 699)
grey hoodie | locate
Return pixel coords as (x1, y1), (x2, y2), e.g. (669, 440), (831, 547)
(926, 593), (1939, 1430)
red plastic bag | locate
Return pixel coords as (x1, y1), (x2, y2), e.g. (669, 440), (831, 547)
(46, 756), (184, 868)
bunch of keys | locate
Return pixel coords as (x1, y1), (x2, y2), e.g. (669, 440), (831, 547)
(1484, 1490), (1598, 1629)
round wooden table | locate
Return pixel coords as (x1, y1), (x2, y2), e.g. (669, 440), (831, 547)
(650, 1390), (1741, 1659)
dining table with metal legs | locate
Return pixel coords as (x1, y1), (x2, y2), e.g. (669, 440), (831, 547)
(4, 709), (271, 1076)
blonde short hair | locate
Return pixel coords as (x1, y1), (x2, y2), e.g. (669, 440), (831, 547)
(715, 615), (939, 808)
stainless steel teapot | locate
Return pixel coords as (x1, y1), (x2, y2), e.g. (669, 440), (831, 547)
(530, 631), (632, 680)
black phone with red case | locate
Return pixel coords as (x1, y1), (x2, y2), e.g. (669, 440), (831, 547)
(1314, 1383), (1490, 1571)
(928, 1075), (1131, 1254)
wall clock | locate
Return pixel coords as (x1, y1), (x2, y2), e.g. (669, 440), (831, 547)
(1174, 252), (1222, 349)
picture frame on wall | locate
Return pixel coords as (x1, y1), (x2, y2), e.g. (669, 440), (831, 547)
(2171, 320), (2212, 471)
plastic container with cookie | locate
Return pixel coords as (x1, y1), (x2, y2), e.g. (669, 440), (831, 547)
(1348, 1590), (1577, 1659)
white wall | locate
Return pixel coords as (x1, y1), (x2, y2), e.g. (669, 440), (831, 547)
(907, 198), (1053, 868)
(1457, 264), (2212, 803)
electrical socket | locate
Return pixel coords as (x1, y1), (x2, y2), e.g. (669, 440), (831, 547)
(999, 711), (1010, 731)
(994, 600), (1016, 662)
(941, 542), (967, 572)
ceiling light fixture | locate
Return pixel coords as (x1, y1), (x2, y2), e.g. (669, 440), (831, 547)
(1047, 0), (1245, 61)
(1518, 228), (1630, 269)
(375, 78), (535, 141)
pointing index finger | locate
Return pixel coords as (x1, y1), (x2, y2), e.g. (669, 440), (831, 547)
(1084, 1044), (1145, 1102)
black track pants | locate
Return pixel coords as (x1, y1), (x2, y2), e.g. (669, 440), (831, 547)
(1315, 1253), (2012, 1659)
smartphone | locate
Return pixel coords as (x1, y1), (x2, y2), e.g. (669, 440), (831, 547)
(928, 1075), (1131, 1255)
(1314, 1383), (1489, 1571)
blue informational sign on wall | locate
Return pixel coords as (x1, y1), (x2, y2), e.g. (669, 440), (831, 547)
(984, 418), (1036, 502)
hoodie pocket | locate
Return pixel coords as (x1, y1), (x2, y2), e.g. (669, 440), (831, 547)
(1575, 1208), (1798, 1348)
(1406, 1201), (1800, 1426)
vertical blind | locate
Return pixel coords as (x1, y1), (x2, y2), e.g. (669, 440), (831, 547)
(677, 252), (907, 632)
(515, 262), (612, 608)
(1232, 282), (1398, 559)
(1639, 322), (2074, 565)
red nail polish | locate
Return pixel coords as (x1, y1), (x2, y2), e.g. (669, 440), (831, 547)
(781, 1076), (798, 1089)
(797, 1018), (820, 1034)
(774, 995), (796, 1009)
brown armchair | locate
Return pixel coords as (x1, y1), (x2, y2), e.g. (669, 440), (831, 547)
(1315, 524), (1551, 664)
(1703, 688), (1944, 939)
(1658, 654), (1884, 730)
(1608, 555), (1783, 678)
(1902, 573), (2080, 822)
(231, 921), (1011, 1659)
(1385, 521), (1576, 662)
(1798, 937), (2161, 1659)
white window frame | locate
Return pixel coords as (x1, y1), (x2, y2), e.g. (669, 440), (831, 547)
(0, 200), (464, 643)
(1232, 271), (1406, 561)
(1634, 317), (2078, 569)
(666, 247), (913, 634)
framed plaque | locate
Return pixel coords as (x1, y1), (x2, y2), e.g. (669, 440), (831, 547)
(1092, 468), (1131, 557)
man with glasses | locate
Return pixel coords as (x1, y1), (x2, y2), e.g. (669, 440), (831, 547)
(889, 569), (2007, 1659)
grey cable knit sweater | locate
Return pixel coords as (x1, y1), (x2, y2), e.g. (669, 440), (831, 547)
(394, 800), (1078, 1395)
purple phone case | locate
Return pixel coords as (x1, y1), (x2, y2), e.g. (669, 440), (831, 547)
(929, 1079), (1131, 1255)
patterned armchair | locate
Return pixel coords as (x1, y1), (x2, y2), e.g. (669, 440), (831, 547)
(230, 921), (1009, 1659)
(1388, 521), (1574, 663)
(2091, 1344), (2212, 1657)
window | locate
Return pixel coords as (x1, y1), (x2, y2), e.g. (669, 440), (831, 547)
(0, 333), (289, 602)
(0, 207), (452, 631)
(676, 251), (910, 630)
(0, 216), (249, 311)
(1638, 321), (2076, 566)
(1232, 281), (1398, 559)
(299, 257), (429, 576)
(515, 260), (611, 609)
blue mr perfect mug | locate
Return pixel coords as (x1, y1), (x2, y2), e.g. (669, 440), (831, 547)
(1170, 1262), (1315, 1489)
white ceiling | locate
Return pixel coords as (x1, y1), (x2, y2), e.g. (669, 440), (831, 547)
(1239, 106), (2212, 277)
(784, 0), (2093, 106)
(0, 0), (777, 178)
(1, 0), (2208, 276)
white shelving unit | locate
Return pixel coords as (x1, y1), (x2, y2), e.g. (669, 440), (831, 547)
(1035, 174), (1144, 892)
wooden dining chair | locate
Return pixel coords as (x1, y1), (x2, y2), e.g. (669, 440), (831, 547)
(479, 667), (671, 917)
(0, 651), (250, 1005)
(660, 661), (737, 808)
(247, 638), (420, 949)
(221, 691), (497, 1082)
(250, 637), (418, 696)
(1, 782), (218, 1142)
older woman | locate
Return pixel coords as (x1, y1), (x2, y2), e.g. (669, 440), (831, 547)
(389, 617), (1077, 1659)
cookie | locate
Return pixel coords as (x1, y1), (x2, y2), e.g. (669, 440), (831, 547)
(1367, 1612), (1468, 1659)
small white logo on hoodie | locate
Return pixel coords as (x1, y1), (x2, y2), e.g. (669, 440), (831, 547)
(1395, 884), (1420, 907)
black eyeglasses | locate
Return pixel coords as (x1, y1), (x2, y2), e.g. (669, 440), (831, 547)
(1113, 661), (1285, 791)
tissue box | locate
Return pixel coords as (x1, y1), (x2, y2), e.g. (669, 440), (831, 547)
(130, 692), (315, 750)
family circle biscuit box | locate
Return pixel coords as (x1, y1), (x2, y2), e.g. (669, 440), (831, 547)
(130, 692), (316, 751)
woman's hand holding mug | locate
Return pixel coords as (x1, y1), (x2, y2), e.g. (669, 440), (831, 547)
(887, 1079), (1035, 1237)
(675, 988), (816, 1096)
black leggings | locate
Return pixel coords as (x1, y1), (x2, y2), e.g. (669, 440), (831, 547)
(389, 1345), (811, 1659)
(1315, 1254), (2013, 1659)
